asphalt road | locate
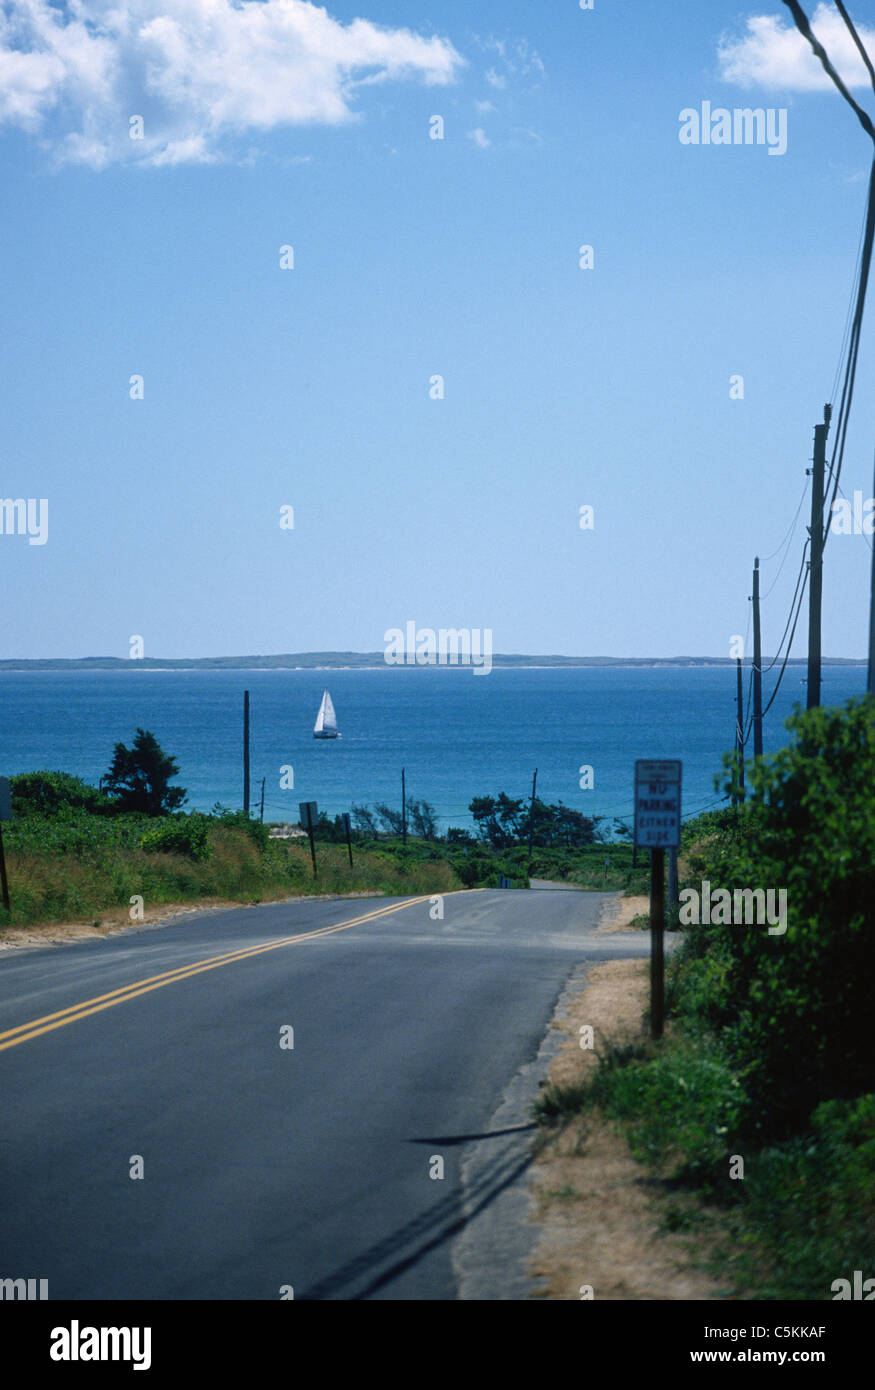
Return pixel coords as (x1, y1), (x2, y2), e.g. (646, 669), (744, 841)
(0, 889), (649, 1300)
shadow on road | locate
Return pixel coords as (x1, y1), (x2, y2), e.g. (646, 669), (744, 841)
(408, 1123), (536, 1146)
(297, 1139), (534, 1299)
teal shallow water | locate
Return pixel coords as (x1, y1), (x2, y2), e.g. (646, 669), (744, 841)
(0, 666), (865, 833)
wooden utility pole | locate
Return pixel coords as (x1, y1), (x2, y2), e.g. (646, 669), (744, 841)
(735, 657), (745, 802)
(401, 767), (407, 846)
(0, 823), (9, 912)
(807, 406), (831, 710)
(0, 776), (10, 911)
(243, 690), (250, 815)
(667, 847), (678, 907)
(869, 445), (875, 697)
(752, 559), (763, 758)
(650, 848), (665, 1040)
(526, 768), (538, 865)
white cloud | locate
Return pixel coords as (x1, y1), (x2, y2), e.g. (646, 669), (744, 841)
(477, 34), (544, 92)
(719, 4), (875, 91)
(467, 126), (490, 149)
(0, 0), (463, 166)
(474, 98), (494, 114)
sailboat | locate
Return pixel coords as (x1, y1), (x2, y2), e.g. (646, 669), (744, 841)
(313, 689), (340, 739)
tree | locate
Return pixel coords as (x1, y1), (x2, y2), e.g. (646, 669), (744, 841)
(408, 798), (438, 839)
(10, 771), (113, 817)
(687, 696), (875, 1136)
(374, 802), (405, 836)
(470, 794), (526, 848)
(351, 804), (379, 837)
(100, 729), (186, 815)
(469, 792), (597, 849)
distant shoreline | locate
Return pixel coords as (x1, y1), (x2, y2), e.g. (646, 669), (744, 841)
(0, 654), (866, 672)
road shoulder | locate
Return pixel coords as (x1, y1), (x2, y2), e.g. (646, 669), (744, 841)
(527, 914), (727, 1300)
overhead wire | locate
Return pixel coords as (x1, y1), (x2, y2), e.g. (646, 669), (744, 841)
(781, 3), (875, 555)
(763, 541), (811, 672)
(734, 4), (875, 738)
(760, 479), (810, 601)
(761, 567), (810, 718)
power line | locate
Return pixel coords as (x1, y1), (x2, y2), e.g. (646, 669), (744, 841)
(823, 159), (875, 553)
(781, 4), (875, 549)
(782, 2), (875, 140)
(760, 476), (810, 572)
(760, 480), (810, 603)
(829, 194), (869, 408)
(763, 541), (811, 672)
(835, 1), (875, 94)
(762, 567), (810, 718)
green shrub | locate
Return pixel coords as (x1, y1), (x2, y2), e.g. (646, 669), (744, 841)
(10, 771), (113, 817)
(677, 697), (875, 1138)
(140, 813), (212, 861)
(591, 1035), (746, 1191)
(210, 807), (270, 851)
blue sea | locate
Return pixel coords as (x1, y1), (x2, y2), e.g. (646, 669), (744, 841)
(0, 666), (867, 835)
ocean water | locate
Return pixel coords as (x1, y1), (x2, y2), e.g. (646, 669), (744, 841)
(0, 666), (866, 835)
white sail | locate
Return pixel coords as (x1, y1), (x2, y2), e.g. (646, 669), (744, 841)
(313, 689), (339, 737)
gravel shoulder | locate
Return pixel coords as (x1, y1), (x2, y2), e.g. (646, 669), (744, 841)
(527, 899), (727, 1300)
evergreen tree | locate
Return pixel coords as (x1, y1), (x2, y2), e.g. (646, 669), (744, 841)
(101, 728), (186, 815)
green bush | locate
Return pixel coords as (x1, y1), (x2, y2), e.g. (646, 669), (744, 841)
(677, 697), (875, 1139)
(140, 813), (212, 861)
(210, 807), (270, 851)
(726, 1092), (875, 1299)
(591, 1035), (746, 1191)
(10, 771), (113, 817)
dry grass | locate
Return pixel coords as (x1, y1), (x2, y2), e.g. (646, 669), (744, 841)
(530, 957), (727, 1300)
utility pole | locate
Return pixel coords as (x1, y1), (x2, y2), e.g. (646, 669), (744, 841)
(869, 445), (875, 697)
(735, 657), (745, 803)
(0, 777), (10, 911)
(752, 559), (763, 759)
(526, 768), (538, 865)
(243, 690), (250, 815)
(650, 847), (665, 1040)
(807, 405), (831, 710)
(0, 823), (9, 912)
(401, 767), (407, 846)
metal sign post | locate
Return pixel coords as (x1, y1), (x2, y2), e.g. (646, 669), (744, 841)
(0, 777), (12, 912)
(342, 812), (353, 868)
(634, 760), (682, 1040)
(298, 801), (319, 877)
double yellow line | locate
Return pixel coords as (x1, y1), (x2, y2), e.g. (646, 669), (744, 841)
(0, 896), (432, 1054)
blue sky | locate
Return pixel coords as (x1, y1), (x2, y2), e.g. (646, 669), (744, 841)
(1, 0), (874, 659)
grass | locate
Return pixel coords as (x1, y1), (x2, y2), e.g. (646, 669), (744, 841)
(0, 814), (462, 929)
(0, 808), (652, 931)
(533, 1025), (875, 1299)
(531, 787), (875, 1300)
